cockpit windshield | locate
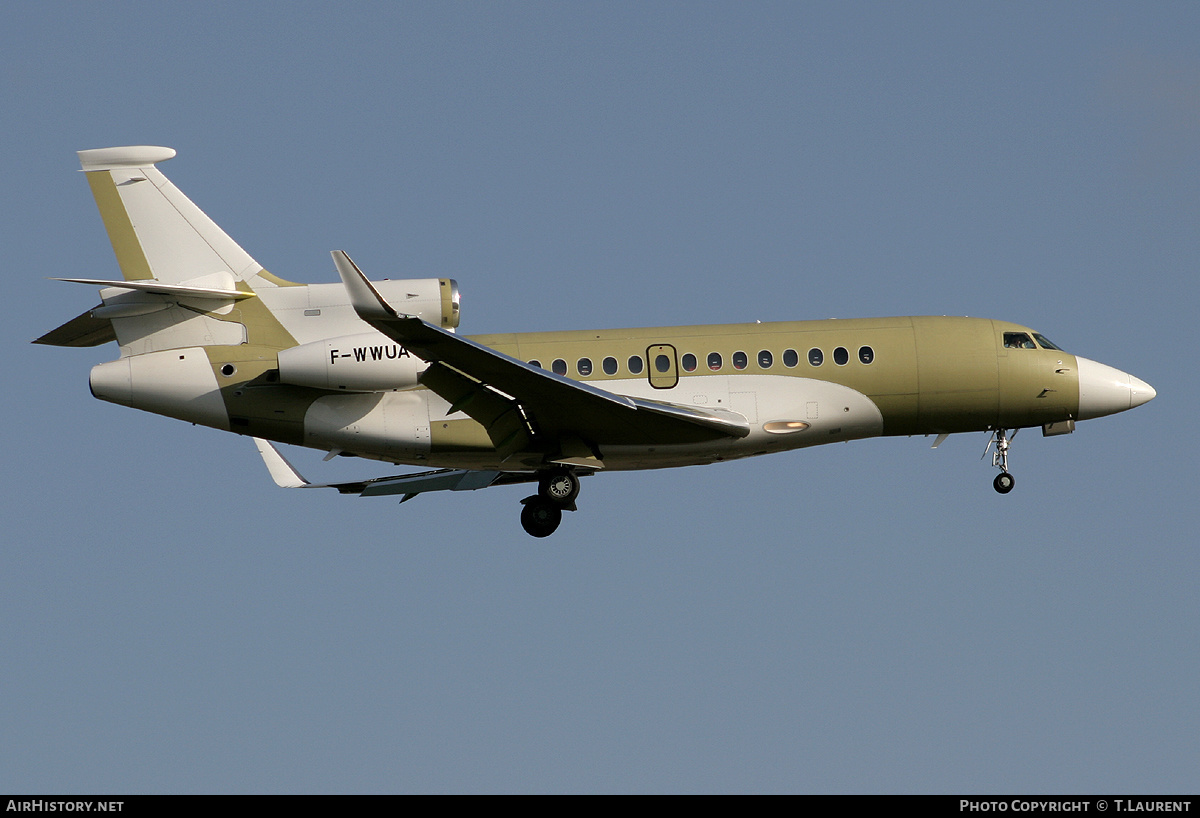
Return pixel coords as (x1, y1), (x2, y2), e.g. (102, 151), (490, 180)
(1004, 331), (1067, 351)
(1032, 333), (1064, 351)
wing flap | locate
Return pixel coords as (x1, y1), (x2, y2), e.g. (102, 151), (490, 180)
(420, 362), (534, 459)
(359, 468), (510, 497)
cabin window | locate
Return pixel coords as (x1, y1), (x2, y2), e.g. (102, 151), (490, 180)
(783, 349), (799, 367)
(577, 357), (593, 376)
(707, 352), (723, 371)
(628, 355), (644, 375)
(655, 354), (671, 373)
(833, 347), (849, 365)
(1003, 332), (1037, 349)
(602, 356), (618, 375)
(1033, 333), (1063, 351)
(807, 348), (823, 366)
(732, 351), (748, 370)
(682, 353), (697, 372)
(552, 358), (568, 375)
(858, 346), (874, 364)
(528, 359), (541, 369)
(758, 350), (773, 368)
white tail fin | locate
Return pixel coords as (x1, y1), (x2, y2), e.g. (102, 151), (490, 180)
(49, 147), (301, 357)
(77, 146), (286, 290)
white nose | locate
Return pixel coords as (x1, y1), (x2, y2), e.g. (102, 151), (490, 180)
(1076, 356), (1157, 420)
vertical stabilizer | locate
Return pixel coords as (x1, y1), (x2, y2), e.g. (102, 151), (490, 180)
(77, 146), (282, 290)
(64, 147), (299, 357)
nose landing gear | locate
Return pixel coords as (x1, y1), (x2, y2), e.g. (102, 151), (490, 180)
(518, 469), (583, 537)
(985, 428), (1017, 494)
(993, 470), (1015, 494)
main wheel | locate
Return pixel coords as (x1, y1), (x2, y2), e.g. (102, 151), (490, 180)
(993, 472), (1015, 494)
(539, 470), (581, 504)
(520, 499), (563, 537)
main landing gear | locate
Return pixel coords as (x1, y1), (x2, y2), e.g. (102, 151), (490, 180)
(985, 428), (1017, 494)
(518, 469), (582, 537)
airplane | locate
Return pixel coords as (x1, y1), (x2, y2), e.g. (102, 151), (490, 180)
(36, 145), (1157, 537)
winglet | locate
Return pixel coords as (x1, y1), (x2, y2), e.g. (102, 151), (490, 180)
(253, 438), (310, 488)
(332, 250), (403, 322)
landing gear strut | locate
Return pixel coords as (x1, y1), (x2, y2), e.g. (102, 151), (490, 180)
(985, 428), (1017, 494)
(518, 468), (582, 537)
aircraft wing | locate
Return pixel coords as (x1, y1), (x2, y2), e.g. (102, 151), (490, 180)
(333, 251), (749, 465)
(253, 438), (541, 502)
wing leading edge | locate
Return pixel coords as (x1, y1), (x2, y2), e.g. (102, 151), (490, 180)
(332, 251), (749, 466)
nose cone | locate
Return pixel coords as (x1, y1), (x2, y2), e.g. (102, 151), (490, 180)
(1076, 356), (1156, 420)
(1128, 374), (1157, 409)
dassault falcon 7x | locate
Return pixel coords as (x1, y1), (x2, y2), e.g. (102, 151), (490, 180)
(37, 146), (1156, 537)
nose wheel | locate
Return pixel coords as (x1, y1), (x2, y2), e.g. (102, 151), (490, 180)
(985, 428), (1017, 494)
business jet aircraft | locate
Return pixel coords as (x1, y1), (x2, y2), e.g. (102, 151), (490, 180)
(37, 146), (1156, 537)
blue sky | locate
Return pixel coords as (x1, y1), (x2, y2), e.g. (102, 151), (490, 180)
(2, 2), (1196, 793)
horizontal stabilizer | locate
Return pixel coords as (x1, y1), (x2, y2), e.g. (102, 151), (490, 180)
(33, 308), (116, 347)
(52, 277), (255, 300)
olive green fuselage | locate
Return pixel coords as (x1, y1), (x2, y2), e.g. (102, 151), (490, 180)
(471, 315), (1075, 433)
(415, 315), (1076, 466)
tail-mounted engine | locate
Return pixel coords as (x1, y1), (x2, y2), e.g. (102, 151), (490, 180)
(278, 331), (426, 392)
(369, 277), (460, 331)
(276, 277), (459, 392)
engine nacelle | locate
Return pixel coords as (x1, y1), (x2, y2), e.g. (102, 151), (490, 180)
(278, 332), (426, 392)
(372, 278), (461, 330)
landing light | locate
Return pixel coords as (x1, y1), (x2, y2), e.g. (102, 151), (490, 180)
(763, 421), (810, 434)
